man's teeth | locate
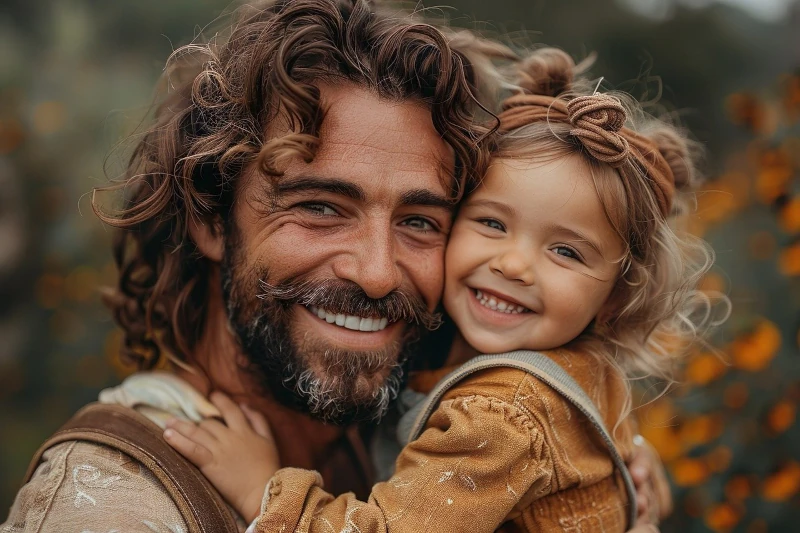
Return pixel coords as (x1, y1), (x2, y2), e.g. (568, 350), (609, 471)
(308, 306), (390, 332)
(474, 289), (529, 314)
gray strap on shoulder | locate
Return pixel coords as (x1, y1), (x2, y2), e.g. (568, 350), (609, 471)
(398, 351), (637, 528)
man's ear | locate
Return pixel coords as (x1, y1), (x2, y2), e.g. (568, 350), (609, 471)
(189, 216), (224, 263)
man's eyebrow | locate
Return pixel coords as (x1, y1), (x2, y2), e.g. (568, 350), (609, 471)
(401, 189), (455, 210)
(274, 177), (366, 201)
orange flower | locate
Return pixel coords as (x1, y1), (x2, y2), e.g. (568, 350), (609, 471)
(762, 461), (800, 501)
(726, 92), (766, 132)
(680, 415), (724, 447)
(766, 400), (796, 434)
(724, 476), (752, 502)
(730, 320), (782, 372)
(0, 117), (24, 154)
(779, 197), (800, 234)
(685, 352), (727, 385)
(779, 243), (800, 277)
(704, 502), (742, 532)
(695, 183), (742, 226)
(672, 457), (711, 487)
(706, 446), (733, 473)
(783, 74), (800, 120)
(754, 148), (793, 204)
(723, 382), (750, 409)
(699, 272), (728, 294)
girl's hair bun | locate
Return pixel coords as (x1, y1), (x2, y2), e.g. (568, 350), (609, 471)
(516, 47), (592, 97)
(646, 125), (698, 191)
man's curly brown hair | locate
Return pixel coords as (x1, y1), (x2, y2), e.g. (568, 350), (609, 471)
(93, 0), (497, 371)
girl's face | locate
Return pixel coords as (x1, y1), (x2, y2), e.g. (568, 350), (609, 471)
(444, 155), (625, 354)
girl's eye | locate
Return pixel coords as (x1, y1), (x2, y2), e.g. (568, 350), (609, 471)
(553, 246), (581, 261)
(301, 203), (337, 216)
(402, 217), (436, 232)
(479, 218), (505, 232)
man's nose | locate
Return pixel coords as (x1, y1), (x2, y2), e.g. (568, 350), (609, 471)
(489, 245), (536, 285)
(333, 228), (403, 299)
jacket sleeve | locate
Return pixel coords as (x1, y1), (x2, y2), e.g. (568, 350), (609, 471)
(251, 394), (554, 533)
(2, 440), (203, 533)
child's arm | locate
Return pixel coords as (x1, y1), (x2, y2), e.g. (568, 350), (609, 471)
(164, 390), (546, 532)
(252, 394), (550, 532)
(163, 391), (279, 522)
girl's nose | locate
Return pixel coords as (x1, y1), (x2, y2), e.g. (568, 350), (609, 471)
(489, 247), (535, 285)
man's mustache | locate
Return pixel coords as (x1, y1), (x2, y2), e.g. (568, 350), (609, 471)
(257, 277), (442, 331)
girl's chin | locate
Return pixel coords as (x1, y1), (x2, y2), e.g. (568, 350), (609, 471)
(461, 330), (518, 355)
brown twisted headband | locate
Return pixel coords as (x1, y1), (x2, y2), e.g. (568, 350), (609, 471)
(497, 93), (675, 216)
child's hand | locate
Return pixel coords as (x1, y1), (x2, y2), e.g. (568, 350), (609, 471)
(163, 391), (279, 522)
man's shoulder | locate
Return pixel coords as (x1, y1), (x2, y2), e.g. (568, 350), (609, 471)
(4, 438), (187, 532)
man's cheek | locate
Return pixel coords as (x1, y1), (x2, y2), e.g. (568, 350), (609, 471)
(254, 231), (339, 279)
(407, 248), (446, 311)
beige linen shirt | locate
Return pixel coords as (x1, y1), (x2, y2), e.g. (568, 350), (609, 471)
(1, 372), (248, 533)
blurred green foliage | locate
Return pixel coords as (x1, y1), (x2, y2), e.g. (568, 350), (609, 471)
(0, 0), (797, 531)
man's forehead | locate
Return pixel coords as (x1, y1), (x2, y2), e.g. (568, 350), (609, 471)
(316, 84), (454, 170)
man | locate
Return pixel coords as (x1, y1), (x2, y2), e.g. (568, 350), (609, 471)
(3, 0), (668, 530)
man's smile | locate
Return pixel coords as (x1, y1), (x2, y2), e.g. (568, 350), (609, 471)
(297, 304), (404, 351)
(306, 305), (391, 331)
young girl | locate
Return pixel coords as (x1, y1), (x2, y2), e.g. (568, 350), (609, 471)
(164, 48), (718, 532)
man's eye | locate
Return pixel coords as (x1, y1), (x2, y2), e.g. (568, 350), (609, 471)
(300, 203), (337, 216)
(402, 217), (436, 232)
(479, 218), (505, 232)
(553, 246), (581, 261)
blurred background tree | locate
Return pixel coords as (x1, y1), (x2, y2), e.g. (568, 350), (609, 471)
(0, 0), (797, 530)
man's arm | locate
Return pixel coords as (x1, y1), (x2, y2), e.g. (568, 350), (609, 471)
(3, 441), (190, 532)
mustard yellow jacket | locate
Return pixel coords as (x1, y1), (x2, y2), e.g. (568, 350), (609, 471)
(252, 349), (636, 532)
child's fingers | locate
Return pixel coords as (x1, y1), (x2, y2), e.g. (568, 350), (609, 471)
(198, 417), (231, 440)
(210, 391), (249, 431)
(164, 427), (214, 467)
(165, 418), (219, 448)
(240, 404), (274, 441)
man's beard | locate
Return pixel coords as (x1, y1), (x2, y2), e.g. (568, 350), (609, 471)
(220, 226), (441, 425)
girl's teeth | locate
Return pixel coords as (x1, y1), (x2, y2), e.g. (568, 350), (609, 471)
(473, 290), (530, 314)
(307, 306), (389, 331)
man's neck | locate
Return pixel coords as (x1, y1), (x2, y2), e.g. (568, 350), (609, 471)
(174, 266), (346, 471)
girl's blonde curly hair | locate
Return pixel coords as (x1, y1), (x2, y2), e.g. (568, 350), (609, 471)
(493, 48), (728, 396)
